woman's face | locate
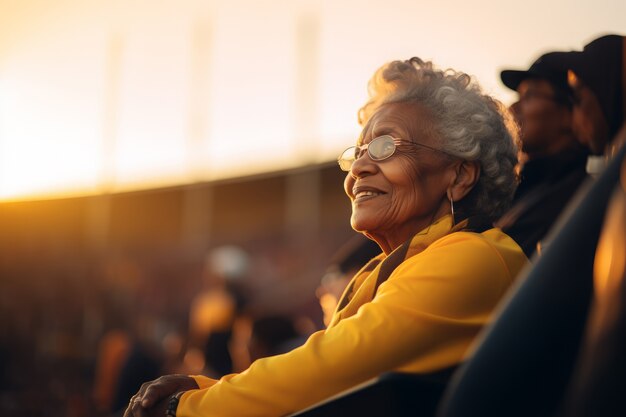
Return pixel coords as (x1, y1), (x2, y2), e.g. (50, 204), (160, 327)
(344, 101), (457, 253)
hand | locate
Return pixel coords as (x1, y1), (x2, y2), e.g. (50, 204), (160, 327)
(124, 394), (168, 417)
(123, 374), (199, 417)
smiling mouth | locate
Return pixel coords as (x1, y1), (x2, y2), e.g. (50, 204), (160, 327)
(354, 190), (384, 201)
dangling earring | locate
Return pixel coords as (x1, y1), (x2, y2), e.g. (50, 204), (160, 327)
(447, 189), (455, 226)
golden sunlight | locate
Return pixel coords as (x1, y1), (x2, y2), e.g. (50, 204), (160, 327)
(1, 0), (625, 201)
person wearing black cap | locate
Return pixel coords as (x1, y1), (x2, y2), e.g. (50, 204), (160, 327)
(496, 53), (588, 258)
(542, 34), (626, 173)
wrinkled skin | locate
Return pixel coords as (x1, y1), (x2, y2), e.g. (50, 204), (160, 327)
(344, 101), (474, 254)
(123, 374), (199, 417)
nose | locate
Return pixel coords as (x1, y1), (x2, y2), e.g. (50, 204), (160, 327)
(349, 149), (378, 178)
(344, 154), (378, 198)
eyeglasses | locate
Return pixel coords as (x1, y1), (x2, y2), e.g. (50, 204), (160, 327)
(337, 134), (448, 171)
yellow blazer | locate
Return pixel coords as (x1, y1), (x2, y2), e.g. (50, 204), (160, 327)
(177, 215), (527, 416)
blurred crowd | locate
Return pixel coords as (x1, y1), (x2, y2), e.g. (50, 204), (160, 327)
(0, 235), (356, 417)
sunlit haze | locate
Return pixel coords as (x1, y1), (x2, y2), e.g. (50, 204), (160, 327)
(0, 0), (624, 201)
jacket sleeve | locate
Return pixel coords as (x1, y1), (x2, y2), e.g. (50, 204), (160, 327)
(191, 374), (218, 390)
(177, 232), (523, 417)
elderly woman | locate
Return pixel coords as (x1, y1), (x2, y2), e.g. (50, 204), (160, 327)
(125, 57), (527, 417)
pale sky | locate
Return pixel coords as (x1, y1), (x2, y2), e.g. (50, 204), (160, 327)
(0, 0), (624, 200)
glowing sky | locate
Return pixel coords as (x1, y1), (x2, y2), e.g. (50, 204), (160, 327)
(0, 0), (624, 200)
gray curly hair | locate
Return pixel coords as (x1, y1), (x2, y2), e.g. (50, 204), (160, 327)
(359, 57), (520, 220)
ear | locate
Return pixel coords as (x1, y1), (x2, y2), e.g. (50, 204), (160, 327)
(448, 161), (480, 202)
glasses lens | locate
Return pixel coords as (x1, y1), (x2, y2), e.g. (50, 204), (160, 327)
(368, 135), (396, 161)
(338, 147), (357, 171)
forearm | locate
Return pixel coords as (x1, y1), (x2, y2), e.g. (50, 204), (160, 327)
(177, 304), (483, 417)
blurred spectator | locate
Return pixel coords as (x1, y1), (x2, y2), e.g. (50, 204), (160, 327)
(496, 53), (588, 257)
(110, 337), (162, 414)
(92, 328), (132, 414)
(528, 34), (626, 259)
(317, 235), (381, 326)
(188, 245), (250, 377)
(544, 34), (626, 169)
(159, 329), (189, 375)
(229, 314), (305, 372)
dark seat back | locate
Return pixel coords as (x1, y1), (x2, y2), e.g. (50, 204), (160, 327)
(289, 368), (456, 417)
(559, 159), (626, 417)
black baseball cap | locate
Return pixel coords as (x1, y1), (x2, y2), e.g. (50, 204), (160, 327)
(541, 34), (624, 138)
(500, 52), (573, 104)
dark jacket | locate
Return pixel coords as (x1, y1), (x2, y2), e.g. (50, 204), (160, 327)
(497, 148), (588, 258)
